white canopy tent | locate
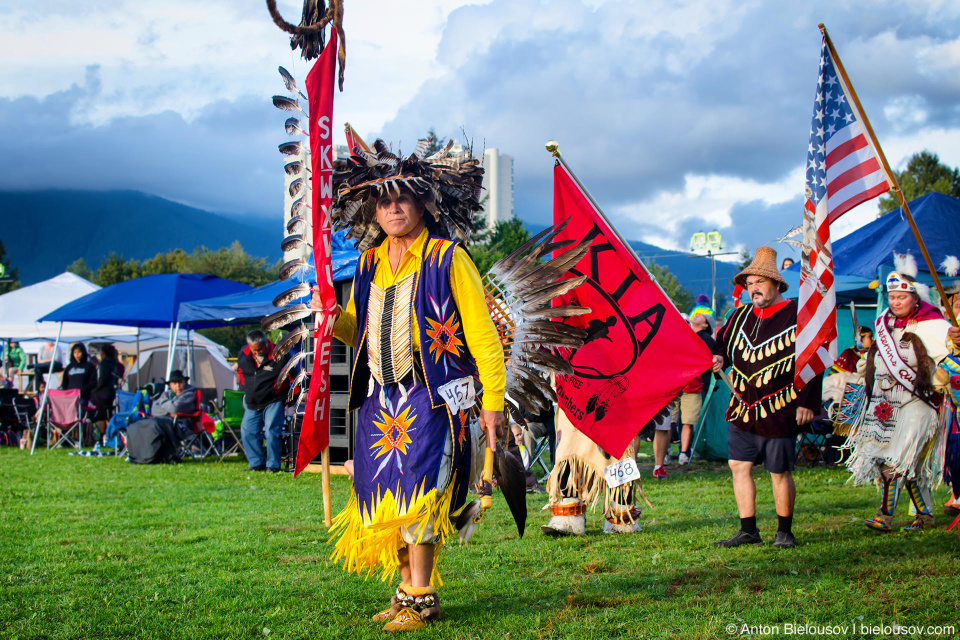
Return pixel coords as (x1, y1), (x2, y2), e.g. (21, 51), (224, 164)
(126, 344), (236, 394)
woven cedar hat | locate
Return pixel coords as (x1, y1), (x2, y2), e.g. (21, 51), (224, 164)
(333, 138), (484, 252)
(735, 247), (788, 292)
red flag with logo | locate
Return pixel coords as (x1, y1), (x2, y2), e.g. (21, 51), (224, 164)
(552, 161), (713, 459)
(295, 29), (338, 477)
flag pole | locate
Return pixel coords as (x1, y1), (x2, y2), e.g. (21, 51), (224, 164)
(820, 23), (956, 325)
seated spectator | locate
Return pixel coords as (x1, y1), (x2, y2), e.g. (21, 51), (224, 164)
(152, 370), (198, 434)
(33, 341), (65, 374)
(60, 343), (97, 407)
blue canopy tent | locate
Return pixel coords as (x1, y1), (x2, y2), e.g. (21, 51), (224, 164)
(33, 274), (252, 454)
(177, 239), (359, 326)
(40, 273), (252, 329)
(780, 193), (960, 343)
(830, 192), (960, 280)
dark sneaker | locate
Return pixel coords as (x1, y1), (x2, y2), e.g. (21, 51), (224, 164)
(526, 483), (547, 494)
(771, 531), (796, 548)
(714, 529), (763, 548)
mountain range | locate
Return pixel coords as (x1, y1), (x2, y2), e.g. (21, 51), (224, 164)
(1, 190), (740, 302)
(0, 190), (281, 284)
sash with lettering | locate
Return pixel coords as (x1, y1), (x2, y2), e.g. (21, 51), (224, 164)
(295, 29), (338, 477)
(873, 311), (918, 393)
(552, 162), (713, 459)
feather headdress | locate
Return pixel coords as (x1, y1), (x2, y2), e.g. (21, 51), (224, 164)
(888, 251), (932, 303)
(332, 139), (484, 251)
(893, 252), (918, 279)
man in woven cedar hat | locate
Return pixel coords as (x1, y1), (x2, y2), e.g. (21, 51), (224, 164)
(710, 247), (822, 548)
(319, 139), (506, 632)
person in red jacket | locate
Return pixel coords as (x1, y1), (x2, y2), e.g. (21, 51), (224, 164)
(237, 330), (291, 472)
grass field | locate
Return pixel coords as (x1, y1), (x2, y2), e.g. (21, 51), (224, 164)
(1, 446), (958, 640)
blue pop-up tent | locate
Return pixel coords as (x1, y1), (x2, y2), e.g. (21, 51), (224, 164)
(831, 192), (960, 279)
(176, 232), (360, 325)
(40, 273), (252, 329)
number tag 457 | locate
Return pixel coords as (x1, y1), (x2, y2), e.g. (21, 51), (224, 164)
(604, 457), (640, 489)
(438, 376), (477, 414)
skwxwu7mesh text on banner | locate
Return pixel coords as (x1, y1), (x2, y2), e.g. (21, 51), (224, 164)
(296, 29), (339, 477)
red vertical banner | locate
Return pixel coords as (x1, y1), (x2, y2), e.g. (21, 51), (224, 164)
(552, 162), (713, 459)
(295, 30), (338, 477)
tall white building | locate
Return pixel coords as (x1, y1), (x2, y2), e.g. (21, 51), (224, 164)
(480, 148), (514, 230)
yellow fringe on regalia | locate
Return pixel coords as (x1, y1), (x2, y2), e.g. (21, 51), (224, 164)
(329, 473), (463, 586)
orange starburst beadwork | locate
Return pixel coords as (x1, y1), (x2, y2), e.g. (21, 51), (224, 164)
(370, 405), (417, 478)
(426, 315), (464, 363)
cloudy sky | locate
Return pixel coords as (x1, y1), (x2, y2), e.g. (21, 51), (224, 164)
(2, 0), (959, 260)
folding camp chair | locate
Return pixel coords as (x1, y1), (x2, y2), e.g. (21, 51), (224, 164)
(176, 389), (216, 461)
(525, 436), (552, 483)
(47, 388), (83, 451)
(207, 389), (246, 462)
(106, 389), (151, 457)
(795, 421), (832, 467)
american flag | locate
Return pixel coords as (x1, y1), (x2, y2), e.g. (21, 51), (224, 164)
(795, 35), (892, 389)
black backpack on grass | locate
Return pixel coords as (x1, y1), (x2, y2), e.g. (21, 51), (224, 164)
(126, 417), (181, 464)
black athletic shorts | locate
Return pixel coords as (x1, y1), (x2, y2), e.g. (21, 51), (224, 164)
(727, 424), (796, 474)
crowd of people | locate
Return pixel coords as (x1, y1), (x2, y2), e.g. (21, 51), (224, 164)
(286, 135), (960, 631)
(3, 145), (958, 633)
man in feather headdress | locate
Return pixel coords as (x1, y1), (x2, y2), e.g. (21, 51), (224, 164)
(319, 140), (506, 632)
(711, 248), (822, 548)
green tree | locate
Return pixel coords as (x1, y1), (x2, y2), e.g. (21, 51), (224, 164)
(0, 239), (21, 294)
(644, 261), (694, 312)
(188, 242), (274, 287)
(469, 218), (532, 275)
(878, 151), (960, 215)
(66, 257), (95, 282)
(95, 253), (143, 286)
(424, 128), (447, 156)
(141, 248), (190, 275)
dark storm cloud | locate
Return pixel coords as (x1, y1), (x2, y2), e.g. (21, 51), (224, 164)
(0, 66), (285, 217)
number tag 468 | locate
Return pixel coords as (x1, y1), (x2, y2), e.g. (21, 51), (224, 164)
(438, 376), (476, 414)
(604, 457), (640, 489)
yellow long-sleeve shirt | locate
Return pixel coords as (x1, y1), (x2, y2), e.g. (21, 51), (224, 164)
(334, 227), (506, 411)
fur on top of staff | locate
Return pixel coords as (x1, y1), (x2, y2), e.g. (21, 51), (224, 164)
(332, 138), (484, 252)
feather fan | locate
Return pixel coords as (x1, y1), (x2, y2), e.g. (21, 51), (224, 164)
(483, 220), (591, 421)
